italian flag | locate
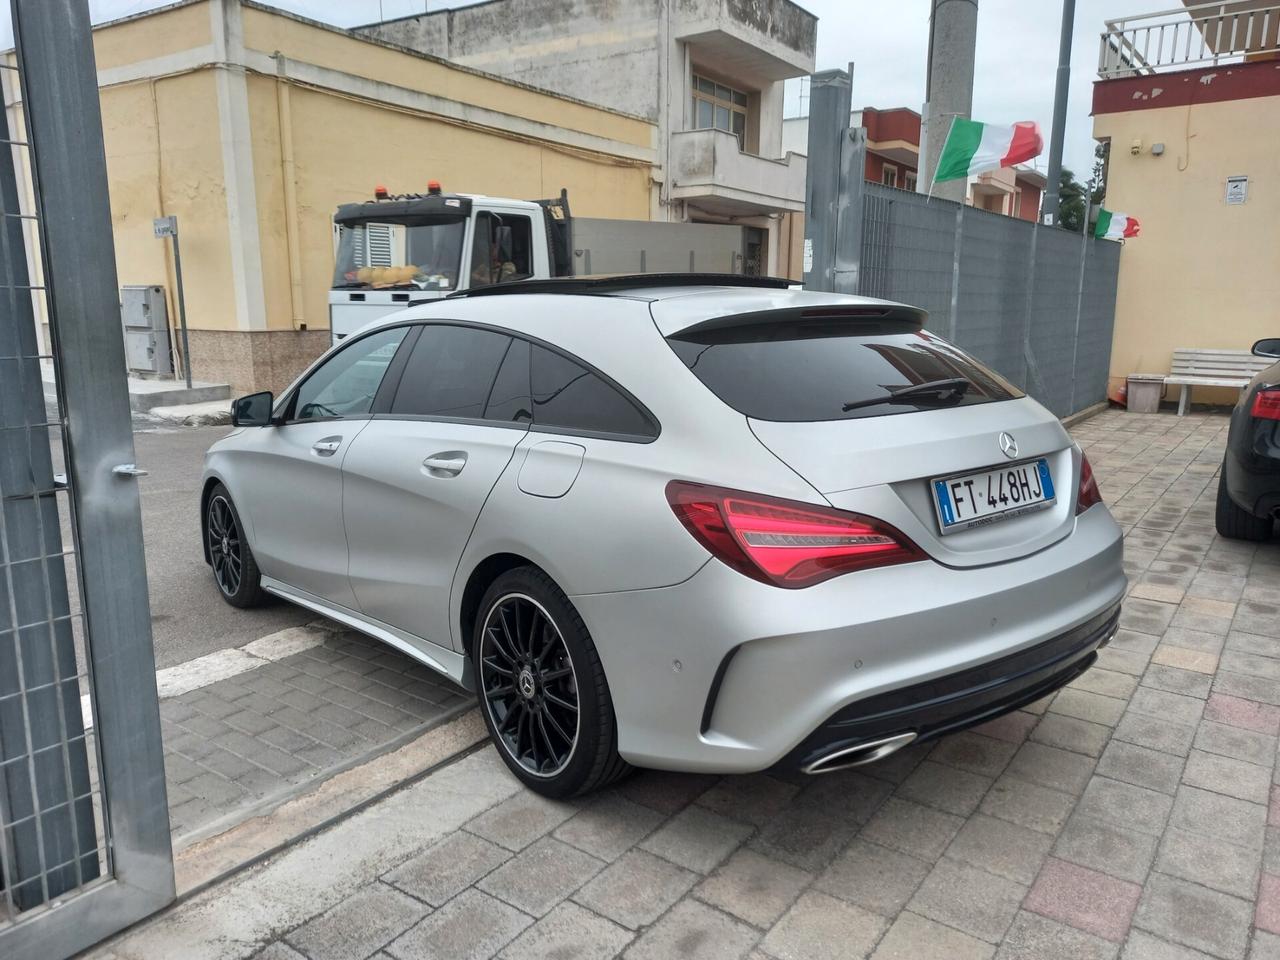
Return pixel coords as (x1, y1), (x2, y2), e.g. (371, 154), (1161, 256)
(1094, 208), (1140, 240)
(934, 118), (1044, 183)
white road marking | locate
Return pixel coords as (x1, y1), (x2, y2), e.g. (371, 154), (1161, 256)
(80, 622), (331, 731)
(242, 624), (327, 662)
(156, 648), (264, 700)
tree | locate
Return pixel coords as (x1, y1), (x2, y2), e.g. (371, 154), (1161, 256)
(1088, 141), (1108, 207)
(1056, 166), (1088, 232)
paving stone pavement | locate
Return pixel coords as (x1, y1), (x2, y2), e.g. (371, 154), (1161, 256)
(223, 409), (1280, 959)
(161, 624), (471, 840)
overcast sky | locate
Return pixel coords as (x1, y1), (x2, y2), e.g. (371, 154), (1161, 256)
(25, 0), (1129, 183)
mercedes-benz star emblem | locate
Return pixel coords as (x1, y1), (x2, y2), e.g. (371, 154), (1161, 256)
(518, 668), (536, 700)
(999, 432), (1019, 460)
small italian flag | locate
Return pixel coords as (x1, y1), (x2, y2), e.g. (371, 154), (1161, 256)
(934, 118), (1043, 183)
(1094, 208), (1140, 240)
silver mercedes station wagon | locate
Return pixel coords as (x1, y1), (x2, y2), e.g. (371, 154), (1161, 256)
(201, 275), (1125, 797)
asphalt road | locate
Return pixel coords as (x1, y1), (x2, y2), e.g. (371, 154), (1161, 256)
(130, 423), (312, 668)
(47, 410), (311, 670)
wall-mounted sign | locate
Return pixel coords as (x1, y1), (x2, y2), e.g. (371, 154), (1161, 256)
(1226, 176), (1248, 205)
(153, 215), (178, 238)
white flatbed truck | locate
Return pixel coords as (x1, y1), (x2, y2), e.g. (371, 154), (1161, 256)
(329, 185), (746, 345)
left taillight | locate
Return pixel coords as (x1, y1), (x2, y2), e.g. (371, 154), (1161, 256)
(1076, 451), (1103, 515)
(1252, 388), (1280, 421)
(665, 481), (926, 589)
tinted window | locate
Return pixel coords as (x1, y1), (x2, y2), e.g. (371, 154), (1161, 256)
(391, 325), (512, 419)
(667, 322), (1023, 422)
(530, 345), (656, 438)
(485, 337), (532, 423)
(294, 326), (408, 420)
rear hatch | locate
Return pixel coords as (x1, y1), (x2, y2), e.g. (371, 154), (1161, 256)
(657, 296), (1078, 568)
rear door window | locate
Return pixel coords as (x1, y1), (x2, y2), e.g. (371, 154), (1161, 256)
(390, 324), (512, 420)
(529, 344), (658, 440)
(667, 321), (1022, 421)
(485, 337), (532, 424)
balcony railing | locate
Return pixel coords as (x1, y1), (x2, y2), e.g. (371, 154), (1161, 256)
(1098, 2), (1280, 77)
(669, 128), (806, 214)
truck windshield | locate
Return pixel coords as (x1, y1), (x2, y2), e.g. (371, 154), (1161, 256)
(332, 219), (466, 291)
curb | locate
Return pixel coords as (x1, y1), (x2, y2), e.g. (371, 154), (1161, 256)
(1061, 400), (1110, 428)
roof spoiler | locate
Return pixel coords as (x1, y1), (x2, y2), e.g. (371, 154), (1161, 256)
(449, 273), (793, 299)
(669, 303), (929, 338)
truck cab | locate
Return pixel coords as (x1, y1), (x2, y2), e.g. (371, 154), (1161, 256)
(329, 184), (750, 346)
(329, 185), (562, 345)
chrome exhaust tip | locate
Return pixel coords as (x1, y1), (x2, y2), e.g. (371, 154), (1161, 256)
(801, 731), (917, 775)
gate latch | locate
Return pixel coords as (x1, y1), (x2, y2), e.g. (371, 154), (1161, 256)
(111, 463), (149, 479)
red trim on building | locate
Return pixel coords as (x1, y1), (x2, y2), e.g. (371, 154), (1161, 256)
(1093, 60), (1280, 115)
(861, 107), (921, 146)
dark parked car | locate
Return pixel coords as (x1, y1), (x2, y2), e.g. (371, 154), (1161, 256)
(1217, 338), (1280, 541)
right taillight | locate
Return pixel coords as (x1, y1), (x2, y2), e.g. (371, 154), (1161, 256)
(665, 481), (926, 589)
(1252, 388), (1280, 421)
(1076, 451), (1103, 515)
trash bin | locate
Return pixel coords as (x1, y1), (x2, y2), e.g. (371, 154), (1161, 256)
(1127, 375), (1165, 414)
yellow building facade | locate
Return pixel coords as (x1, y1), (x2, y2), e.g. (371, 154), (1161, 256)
(1092, 59), (1280, 404)
(60, 0), (657, 392)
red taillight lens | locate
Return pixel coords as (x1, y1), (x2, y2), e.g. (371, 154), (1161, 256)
(1076, 452), (1103, 515)
(1252, 388), (1280, 421)
(665, 481), (926, 588)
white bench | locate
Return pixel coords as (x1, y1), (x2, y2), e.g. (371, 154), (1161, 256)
(1164, 348), (1273, 416)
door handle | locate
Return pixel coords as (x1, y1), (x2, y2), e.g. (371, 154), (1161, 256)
(423, 451), (467, 477)
(312, 436), (343, 456)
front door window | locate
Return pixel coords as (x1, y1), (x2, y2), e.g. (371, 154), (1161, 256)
(470, 213), (534, 288)
(292, 326), (408, 420)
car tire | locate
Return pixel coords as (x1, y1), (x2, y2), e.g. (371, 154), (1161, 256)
(1215, 463), (1272, 542)
(206, 484), (267, 608)
(473, 565), (630, 798)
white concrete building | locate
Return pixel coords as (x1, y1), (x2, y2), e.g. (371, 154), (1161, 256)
(358, 0), (815, 276)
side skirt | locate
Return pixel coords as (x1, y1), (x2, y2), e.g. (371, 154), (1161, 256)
(260, 576), (474, 691)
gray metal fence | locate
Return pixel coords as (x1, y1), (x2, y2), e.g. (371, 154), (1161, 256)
(0, 2), (173, 958)
(860, 182), (1120, 419)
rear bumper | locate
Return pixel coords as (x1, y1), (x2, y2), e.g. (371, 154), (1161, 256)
(572, 504), (1126, 774)
(1226, 443), (1280, 519)
(774, 601), (1119, 773)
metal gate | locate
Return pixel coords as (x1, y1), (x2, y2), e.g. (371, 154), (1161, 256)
(0, 2), (173, 958)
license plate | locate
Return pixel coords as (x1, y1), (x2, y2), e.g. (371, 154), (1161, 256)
(932, 459), (1055, 534)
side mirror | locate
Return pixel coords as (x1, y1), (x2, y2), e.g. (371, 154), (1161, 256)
(1252, 338), (1280, 359)
(231, 391), (274, 427)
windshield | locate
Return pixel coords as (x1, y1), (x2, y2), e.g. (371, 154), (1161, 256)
(667, 321), (1023, 421)
(332, 219), (466, 291)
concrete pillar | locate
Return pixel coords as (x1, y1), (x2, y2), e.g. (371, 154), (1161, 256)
(919, 0), (978, 203)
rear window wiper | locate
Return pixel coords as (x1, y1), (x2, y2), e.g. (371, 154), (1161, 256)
(841, 377), (971, 412)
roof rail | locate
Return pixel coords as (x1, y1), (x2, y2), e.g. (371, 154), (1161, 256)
(447, 273), (794, 299)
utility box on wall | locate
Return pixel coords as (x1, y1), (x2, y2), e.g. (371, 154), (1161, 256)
(121, 284), (170, 376)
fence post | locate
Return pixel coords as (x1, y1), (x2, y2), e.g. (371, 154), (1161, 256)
(1069, 221), (1091, 414)
(833, 123), (866, 295)
(803, 67), (852, 291)
(1021, 223), (1044, 399)
(948, 204), (965, 341)
(13, 0), (174, 932)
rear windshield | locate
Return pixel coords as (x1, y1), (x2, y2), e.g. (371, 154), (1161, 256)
(666, 321), (1023, 421)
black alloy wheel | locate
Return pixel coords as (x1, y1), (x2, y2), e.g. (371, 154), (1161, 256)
(208, 494), (243, 597)
(479, 593), (580, 778)
(205, 484), (265, 608)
